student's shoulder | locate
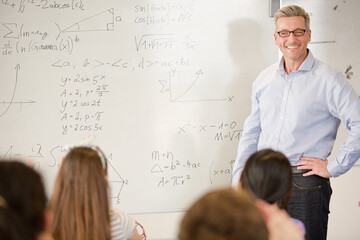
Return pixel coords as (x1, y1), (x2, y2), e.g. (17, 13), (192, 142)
(110, 209), (134, 225)
(291, 218), (306, 238)
(110, 209), (136, 240)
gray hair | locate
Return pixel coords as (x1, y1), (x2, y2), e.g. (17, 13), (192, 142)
(274, 5), (310, 29)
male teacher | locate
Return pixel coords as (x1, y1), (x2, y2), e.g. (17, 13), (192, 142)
(232, 5), (360, 240)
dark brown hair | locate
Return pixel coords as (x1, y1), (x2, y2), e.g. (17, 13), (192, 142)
(0, 161), (47, 240)
(240, 149), (292, 208)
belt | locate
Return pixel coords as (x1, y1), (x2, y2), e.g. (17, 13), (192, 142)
(291, 166), (309, 174)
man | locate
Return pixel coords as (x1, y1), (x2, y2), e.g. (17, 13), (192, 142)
(232, 5), (360, 240)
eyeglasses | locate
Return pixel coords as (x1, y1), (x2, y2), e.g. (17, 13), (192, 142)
(135, 221), (147, 240)
(277, 29), (308, 37)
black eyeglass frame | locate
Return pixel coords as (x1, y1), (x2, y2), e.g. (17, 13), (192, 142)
(277, 29), (308, 37)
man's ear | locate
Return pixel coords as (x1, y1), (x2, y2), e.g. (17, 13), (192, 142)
(307, 29), (312, 43)
(274, 32), (281, 47)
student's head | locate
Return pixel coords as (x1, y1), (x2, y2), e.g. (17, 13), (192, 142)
(274, 5), (310, 29)
(240, 149), (292, 208)
(0, 160), (48, 240)
(178, 188), (268, 240)
(50, 146), (111, 240)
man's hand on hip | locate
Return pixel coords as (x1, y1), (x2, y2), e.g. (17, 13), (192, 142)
(297, 157), (332, 178)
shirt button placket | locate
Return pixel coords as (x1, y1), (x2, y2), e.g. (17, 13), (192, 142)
(276, 77), (291, 147)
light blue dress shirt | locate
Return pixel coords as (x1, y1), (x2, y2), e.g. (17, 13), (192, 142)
(232, 50), (360, 186)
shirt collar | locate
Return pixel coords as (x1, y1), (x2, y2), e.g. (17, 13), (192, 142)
(277, 49), (315, 74)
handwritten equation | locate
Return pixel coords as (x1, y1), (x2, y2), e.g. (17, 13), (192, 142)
(0, 143), (128, 201)
(1, 0), (85, 13)
(178, 121), (243, 141)
(59, 73), (108, 135)
(150, 150), (232, 188)
(133, 1), (195, 25)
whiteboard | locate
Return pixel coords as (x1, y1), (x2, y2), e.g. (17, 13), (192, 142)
(282, 0), (360, 239)
(0, 0), (277, 213)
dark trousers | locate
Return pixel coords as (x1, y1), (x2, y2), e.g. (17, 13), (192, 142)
(286, 173), (332, 240)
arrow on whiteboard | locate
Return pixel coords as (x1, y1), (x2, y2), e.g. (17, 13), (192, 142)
(1, 65), (36, 116)
(171, 69), (203, 102)
(0, 64), (19, 117)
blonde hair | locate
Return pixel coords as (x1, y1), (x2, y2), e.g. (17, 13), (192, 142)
(274, 5), (310, 29)
(50, 147), (111, 240)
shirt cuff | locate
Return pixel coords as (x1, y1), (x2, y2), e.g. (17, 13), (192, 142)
(327, 159), (342, 178)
